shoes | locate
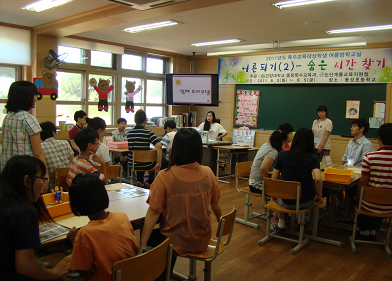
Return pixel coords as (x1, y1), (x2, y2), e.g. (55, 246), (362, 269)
(136, 181), (142, 187)
(272, 223), (286, 233)
(355, 232), (376, 241)
(335, 215), (353, 224)
(143, 182), (151, 189)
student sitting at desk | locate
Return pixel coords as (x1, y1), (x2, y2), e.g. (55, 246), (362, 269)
(161, 119), (177, 169)
(112, 118), (128, 170)
(355, 123), (392, 241)
(197, 111), (227, 141)
(271, 127), (323, 232)
(277, 123), (294, 151)
(67, 128), (107, 186)
(338, 118), (374, 222)
(40, 121), (74, 191)
(127, 109), (162, 189)
(0, 155), (71, 280)
(140, 128), (222, 272)
(67, 173), (138, 281)
(87, 117), (111, 167)
(249, 129), (288, 193)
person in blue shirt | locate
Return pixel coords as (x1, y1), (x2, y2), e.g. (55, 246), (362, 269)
(338, 118), (375, 222)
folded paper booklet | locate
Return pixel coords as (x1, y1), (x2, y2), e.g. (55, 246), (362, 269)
(39, 223), (70, 243)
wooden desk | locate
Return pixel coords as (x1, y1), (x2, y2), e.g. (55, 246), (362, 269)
(320, 171), (361, 231)
(43, 183), (149, 245)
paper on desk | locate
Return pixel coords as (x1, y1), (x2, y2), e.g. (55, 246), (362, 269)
(105, 183), (130, 191)
(58, 216), (90, 229)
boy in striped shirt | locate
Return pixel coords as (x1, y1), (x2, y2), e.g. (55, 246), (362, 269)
(67, 128), (107, 186)
(357, 123), (392, 241)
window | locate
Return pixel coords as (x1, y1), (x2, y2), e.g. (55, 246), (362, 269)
(146, 79), (164, 104)
(147, 57), (164, 74)
(0, 65), (20, 126)
(121, 77), (143, 103)
(122, 54), (142, 71)
(58, 46), (86, 64)
(91, 50), (113, 68)
(88, 74), (115, 102)
(56, 71), (83, 101)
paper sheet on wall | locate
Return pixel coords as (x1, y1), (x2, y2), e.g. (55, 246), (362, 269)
(369, 117), (385, 129)
(374, 103), (385, 118)
(234, 89), (259, 127)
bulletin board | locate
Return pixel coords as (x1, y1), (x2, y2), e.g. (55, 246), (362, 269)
(234, 83), (387, 139)
(234, 89), (260, 127)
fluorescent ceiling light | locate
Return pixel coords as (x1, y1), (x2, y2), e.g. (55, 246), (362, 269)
(273, 0), (335, 9)
(22, 0), (73, 12)
(191, 39), (242, 47)
(327, 24), (392, 34)
(123, 21), (178, 33)
(207, 50), (262, 56)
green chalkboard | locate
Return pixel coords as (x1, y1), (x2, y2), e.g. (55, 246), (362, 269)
(234, 84), (387, 139)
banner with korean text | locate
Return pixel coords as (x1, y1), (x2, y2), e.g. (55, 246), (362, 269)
(218, 48), (392, 84)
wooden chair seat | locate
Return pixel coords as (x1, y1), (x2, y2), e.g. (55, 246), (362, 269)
(239, 186), (262, 197)
(265, 202), (310, 215)
(184, 240), (225, 260)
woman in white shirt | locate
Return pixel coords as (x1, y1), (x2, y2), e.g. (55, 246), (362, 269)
(197, 111), (227, 141)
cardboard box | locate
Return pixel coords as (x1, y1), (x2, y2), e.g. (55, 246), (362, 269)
(42, 192), (72, 218)
(324, 168), (353, 183)
(109, 142), (128, 149)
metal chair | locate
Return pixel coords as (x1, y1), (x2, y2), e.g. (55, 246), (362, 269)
(112, 238), (173, 281)
(258, 178), (312, 255)
(349, 186), (392, 258)
(172, 208), (237, 281)
(235, 161), (264, 229)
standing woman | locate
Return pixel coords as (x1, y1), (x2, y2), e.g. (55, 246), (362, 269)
(249, 130), (288, 193)
(312, 105), (333, 164)
(0, 155), (70, 279)
(86, 117), (111, 166)
(1, 81), (47, 172)
(197, 111), (227, 141)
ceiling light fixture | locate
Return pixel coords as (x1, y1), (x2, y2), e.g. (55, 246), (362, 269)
(22, 0), (73, 12)
(327, 24), (392, 34)
(123, 21), (178, 33)
(273, 0), (335, 9)
(191, 39), (242, 47)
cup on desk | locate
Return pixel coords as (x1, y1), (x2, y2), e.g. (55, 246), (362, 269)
(59, 121), (66, 131)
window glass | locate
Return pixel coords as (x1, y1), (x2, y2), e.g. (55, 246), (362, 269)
(91, 50), (112, 68)
(56, 104), (82, 126)
(121, 77), (143, 103)
(0, 66), (17, 99)
(146, 57), (164, 74)
(88, 74), (114, 102)
(145, 106), (164, 119)
(88, 105), (113, 125)
(58, 46), (84, 64)
(146, 80), (164, 103)
(120, 105), (141, 125)
(122, 54), (142, 70)
(57, 71), (83, 101)
(0, 104), (7, 127)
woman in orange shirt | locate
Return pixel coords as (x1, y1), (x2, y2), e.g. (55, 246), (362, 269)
(140, 128), (222, 268)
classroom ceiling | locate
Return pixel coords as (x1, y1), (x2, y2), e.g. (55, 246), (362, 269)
(1, 0), (392, 56)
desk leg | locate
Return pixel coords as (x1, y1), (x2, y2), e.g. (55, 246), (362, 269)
(305, 205), (344, 247)
(216, 148), (230, 184)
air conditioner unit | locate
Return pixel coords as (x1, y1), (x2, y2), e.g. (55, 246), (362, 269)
(107, 0), (188, 10)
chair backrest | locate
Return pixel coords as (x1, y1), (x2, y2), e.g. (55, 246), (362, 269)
(112, 238), (173, 281)
(53, 167), (69, 178)
(236, 161), (253, 178)
(96, 165), (122, 182)
(262, 178), (301, 200)
(132, 150), (157, 164)
(359, 186), (392, 207)
(207, 207), (237, 262)
(55, 174), (69, 192)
